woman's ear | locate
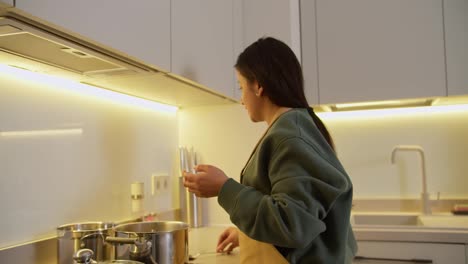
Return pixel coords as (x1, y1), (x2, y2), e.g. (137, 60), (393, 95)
(256, 86), (264, 97)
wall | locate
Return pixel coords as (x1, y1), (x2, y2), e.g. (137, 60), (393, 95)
(2, 68), (467, 246)
(0, 73), (178, 249)
(179, 104), (468, 225)
(321, 106), (468, 199)
(178, 105), (265, 225)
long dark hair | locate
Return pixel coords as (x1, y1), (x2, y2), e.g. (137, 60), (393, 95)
(235, 37), (335, 150)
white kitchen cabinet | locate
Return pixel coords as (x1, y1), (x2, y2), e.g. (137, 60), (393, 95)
(15, 0), (171, 71)
(238, 0), (304, 101)
(300, 0), (319, 105)
(314, 0), (446, 104)
(356, 241), (466, 264)
(0, 0), (14, 6)
(171, 0), (237, 99)
(241, 0), (300, 58)
(444, 0), (468, 96)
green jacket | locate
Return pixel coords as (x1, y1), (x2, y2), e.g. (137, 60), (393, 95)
(218, 108), (357, 263)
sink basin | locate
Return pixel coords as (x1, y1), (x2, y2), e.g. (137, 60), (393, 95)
(419, 215), (468, 228)
(351, 213), (468, 228)
(352, 213), (422, 226)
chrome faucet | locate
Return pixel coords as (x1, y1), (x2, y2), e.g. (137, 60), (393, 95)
(391, 145), (431, 215)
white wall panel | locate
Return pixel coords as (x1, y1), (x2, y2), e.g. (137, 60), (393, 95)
(0, 75), (178, 248)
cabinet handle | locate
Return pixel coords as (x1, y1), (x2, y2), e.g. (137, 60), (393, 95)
(354, 256), (433, 263)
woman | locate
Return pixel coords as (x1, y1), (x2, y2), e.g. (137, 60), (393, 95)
(183, 37), (357, 263)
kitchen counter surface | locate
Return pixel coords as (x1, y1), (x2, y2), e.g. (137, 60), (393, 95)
(187, 222), (468, 264)
(188, 226), (240, 264)
(187, 251), (240, 264)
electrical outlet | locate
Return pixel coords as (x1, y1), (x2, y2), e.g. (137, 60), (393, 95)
(151, 174), (169, 196)
(158, 175), (169, 193)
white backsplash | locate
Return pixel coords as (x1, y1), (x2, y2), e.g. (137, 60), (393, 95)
(178, 105), (266, 226)
(178, 104), (468, 226)
(322, 107), (468, 199)
(0, 75), (178, 249)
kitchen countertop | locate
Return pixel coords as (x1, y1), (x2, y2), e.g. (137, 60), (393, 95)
(188, 220), (468, 264)
(188, 226), (240, 264)
(187, 251), (240, 264)
(2, 211), (465, 263)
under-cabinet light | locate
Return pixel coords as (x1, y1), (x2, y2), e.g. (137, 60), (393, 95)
(330, 98), (433, 112)
(0, 128), (83, 137)
(0, 63), (178, 114)
(316, 103), (468, 120)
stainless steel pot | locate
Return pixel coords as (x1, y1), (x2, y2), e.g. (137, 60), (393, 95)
(109, 221), (189, 264)
(57, 222), (115, 264)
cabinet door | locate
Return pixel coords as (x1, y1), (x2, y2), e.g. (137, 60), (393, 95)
(15, 0), (171, 70)
(241, 0), (300, 58)
(0, 0), (14, 6)
(300, 0), (319, 105)
(357, 241), (466, 264)
(444, 0), (468, 96)
(239, 0), (304, 101)
(171, 0), (235, 99)
(316, 0), (446, 104)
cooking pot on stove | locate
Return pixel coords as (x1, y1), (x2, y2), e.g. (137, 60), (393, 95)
(57, 222), (115, 264)
(105, 221), (188, 264)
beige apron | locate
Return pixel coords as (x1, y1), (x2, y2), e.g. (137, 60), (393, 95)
(239, 231), (289, 264)
(238, 110), (292, 263)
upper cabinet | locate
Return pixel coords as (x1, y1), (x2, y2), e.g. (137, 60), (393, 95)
(300, 0), (319, 105)
(444, 0), (468, 96)
(11, 0), (459, 106)
(312, 0), (446, 104)
(241, 0), (300, 57)
(239, 0), (305, 102)
(0, 0), (13, 6)
(15, 0), (171, 71)
(171, 0), (237, 100)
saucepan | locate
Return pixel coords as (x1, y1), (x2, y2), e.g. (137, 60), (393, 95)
(106, 221), (189, 264)
(57, 222), (115, 264)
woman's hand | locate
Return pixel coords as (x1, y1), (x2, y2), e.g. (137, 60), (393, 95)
(183, 164), (229, 197)
(216, 227), (239, 253)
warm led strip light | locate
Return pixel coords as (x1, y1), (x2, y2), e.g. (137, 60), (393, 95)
(335, 100), (405, 109)
(0, 128), (83, 137)
(0, 64), (178, 114)
(317, 103), (468, 120)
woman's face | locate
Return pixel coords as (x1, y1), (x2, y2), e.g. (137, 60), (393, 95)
(236, 70), (263, 122)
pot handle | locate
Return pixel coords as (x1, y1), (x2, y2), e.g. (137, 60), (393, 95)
(105, 236), (138, 245)
(73, 248), (97, 264)
(80, 232), (105, 242)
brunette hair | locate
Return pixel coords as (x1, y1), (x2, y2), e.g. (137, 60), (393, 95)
(235, 37), (335, 150)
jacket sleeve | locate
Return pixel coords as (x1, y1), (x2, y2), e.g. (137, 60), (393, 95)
(218, 137), (351, 248)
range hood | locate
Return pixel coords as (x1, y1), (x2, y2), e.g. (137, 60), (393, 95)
(0, 5), (237, 108)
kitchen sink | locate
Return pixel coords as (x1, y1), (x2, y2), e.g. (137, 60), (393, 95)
(351, 213), (468, 228)
(352, 213), (422, 226)
(418, 215), (468, 228)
